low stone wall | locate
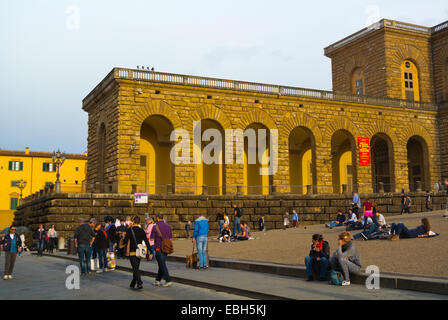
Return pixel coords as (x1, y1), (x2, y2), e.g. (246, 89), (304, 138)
(14, 192), (448, 240)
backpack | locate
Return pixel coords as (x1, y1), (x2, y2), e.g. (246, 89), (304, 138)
(155, 224), (174, 255)
(330, 270), (345, 285)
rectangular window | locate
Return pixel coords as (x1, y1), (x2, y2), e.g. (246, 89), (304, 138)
(45, 182), (54, 189)
(140, 155), (147, 167)
(8, 161), (23, 171)
(43, 163), (57, 172)
(10, 198), (19, 210)
(11, 181), (20, 187)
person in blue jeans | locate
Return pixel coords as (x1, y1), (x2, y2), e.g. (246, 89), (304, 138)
(389, 218), (430, 241)
(193, 214), (209, 269)
(305, 234), (330, 281)
(325, 210), (346, 229)
(353, 220), (379, 240)
(232, 204), (242, 236)
(34, 225), (47, 257)
(74, 218), (96, 276)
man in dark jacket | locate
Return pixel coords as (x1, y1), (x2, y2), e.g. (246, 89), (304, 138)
(123, 216), (151, 290)
(305, 234), (330, 281)
(74, 218), (96, 276)
(33, 224), (46, 257)
(1, 226), (23, 279)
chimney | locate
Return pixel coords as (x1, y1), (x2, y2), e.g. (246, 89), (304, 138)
(25, 147), (30, 155)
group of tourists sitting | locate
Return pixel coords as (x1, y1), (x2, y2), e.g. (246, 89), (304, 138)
(217, 222), (251, 243)
(305, 232), (361, 286)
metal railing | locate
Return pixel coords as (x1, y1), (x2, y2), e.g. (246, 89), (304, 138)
(109, 68), (439, 112)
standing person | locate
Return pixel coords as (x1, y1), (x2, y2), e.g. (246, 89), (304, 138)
(362, 198), (373, 229)
(150, 214), (173, 288)
(73, 218), (96, 276)
(434, 181), (440, 192)
(444, 179), (448, 195)
(258, 215), (266, 232)
(305, 234), (330, 282)
(330, 232), (362, 286)
(193, 214), (209, 270)
(404, 195), (412, 214)
(123, 216), (150, 290)
(352, 192), (361, 217)
(105, 217), (117, 253)
(185, 221), (191, 239)
(216, 209), (225, 233)
(232, 204), (242, 236)
(1, 226), (22, 280)
(47, 225), (58, 254)
(400, 193), (406, 215)
(425, 191), (433, 211)
(33, 224), (46, 257)
(144, 217), (155, 261)
(283, 212), (290, 230)
(291, 210), (299, 228)
(94, 223), (109, 273)
(116, 219), (127, 258)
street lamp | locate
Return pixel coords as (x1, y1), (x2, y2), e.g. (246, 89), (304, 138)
(52, 149), (66, 193)
(16, 179), (27, 206)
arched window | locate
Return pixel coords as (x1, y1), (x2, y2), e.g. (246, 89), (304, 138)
(401, 60), (420, 101)
(352, 68), (365, 95)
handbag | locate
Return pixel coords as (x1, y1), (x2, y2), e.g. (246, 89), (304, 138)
(186, 243), (198, 269)
(155, 224), (174, 255)
(330, 270), (345, 285)
(130, 227), (147, 259)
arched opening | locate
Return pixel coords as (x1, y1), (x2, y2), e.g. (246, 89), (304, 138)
(401, 60), (420, 101)
(407, 136), (430, 192)
(331, 130), (357, 194)
(352, 67), (365, 95)
(97, 123), (107, 192)
(140, 115), (174, 194)
(244, 123), (272, 195)
(371, 134), (395, 193)
(289, 127), (316, 194)
(194, 119), (225, 195)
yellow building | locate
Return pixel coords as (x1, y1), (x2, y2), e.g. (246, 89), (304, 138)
(0, 148), (87, 229)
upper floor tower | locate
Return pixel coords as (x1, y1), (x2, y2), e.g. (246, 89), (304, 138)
(325, 19), (448, 104)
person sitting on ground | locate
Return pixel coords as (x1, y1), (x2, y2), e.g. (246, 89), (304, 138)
(389, 218), (431, 241)
(325, 210), (346, 229)
(330, 231), (362, 286)
(305, 234), (330, 282)
(345, 209), (357, 225)
(352, 217), (380, 240)
(219, 224), (231, 243)
(237, 223), (249, 241)
(376, 210), (387, 229)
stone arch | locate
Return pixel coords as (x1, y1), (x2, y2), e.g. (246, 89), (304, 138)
(398, 122), (435, 153)
(322, 116), (361, 146)
(433, 45), (448, 102)
(280, 111), (322, 144)
(190, 104), (233, 130)
(389, 44), (429, 71)
(132, 100), (183, 130)
(363, 120), (400, 149)
(237, 107), (278, 131)
(343, 54), (368, 93)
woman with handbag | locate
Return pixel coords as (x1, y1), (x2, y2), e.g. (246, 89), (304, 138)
(123, 216), (150, 290)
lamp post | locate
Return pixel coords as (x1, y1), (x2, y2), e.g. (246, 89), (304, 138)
(52, 149), (66, 193)
(17, 179), (27, 206)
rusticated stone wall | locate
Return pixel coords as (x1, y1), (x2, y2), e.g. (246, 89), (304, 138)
(14, 192), (448, 240)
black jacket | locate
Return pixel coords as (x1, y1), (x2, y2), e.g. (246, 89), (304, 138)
(33, 229), (47, 240)
(308, 241), (330, 260)
(1, 234), (23, 252)
(95, 229), (109, 250)
(124, 226), (151, 253)
(107, 224), (117, 242)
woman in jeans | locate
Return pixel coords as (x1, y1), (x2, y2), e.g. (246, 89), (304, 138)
(144, 217), (155, 261)
(94, 223), (109, 272)
(193, 214), (209, 269)
(47, 225), (58, 253)
(389, 218), (430, 241)
(123, 216), (150, 290)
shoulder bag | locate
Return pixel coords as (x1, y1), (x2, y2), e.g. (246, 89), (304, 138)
(130, 227), (147, 259)
(155, 224), (174, 255)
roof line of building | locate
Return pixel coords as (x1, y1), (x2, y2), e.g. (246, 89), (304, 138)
(0, 149), (87, 160)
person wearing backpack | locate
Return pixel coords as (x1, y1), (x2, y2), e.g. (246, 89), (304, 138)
(330, 232), (362, 286)
(123, 216), (150, 290)
(232, 204), (242, 236)
(150, 213), (173, 288)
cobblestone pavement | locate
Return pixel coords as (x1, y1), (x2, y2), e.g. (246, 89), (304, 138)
(0, 254), (248, 300)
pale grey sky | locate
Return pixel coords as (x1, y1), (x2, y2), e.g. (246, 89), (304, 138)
(1, 0), (447, 153)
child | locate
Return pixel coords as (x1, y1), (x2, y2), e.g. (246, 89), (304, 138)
(283, 212), (290, 230)
(291, 210), (299, 228)
(185, 221), (191, 239)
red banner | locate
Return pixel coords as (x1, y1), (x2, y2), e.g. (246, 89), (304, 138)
(358, 137), (371, 166)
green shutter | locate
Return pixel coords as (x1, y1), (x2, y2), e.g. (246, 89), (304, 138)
(19, 162), (23, 171)
(8, 161), (12, 170)
(43, 163), (46, 172)
(10, 198), (18, 210)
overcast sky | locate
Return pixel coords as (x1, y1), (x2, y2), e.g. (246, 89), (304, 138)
(1, 0), (447, 154)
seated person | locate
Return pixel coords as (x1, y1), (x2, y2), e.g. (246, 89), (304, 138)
(352, 218), (380, 240)
(389, 218), (431, 241)
(376, 211), (387, 228)
(219, 224), (231, 243)
(325, 210), (346, 229)
(237, 223), (249, 241)
(330, 232), (362, 286)
(345, 209), (357, 225)
(305, 234), (330, 281)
